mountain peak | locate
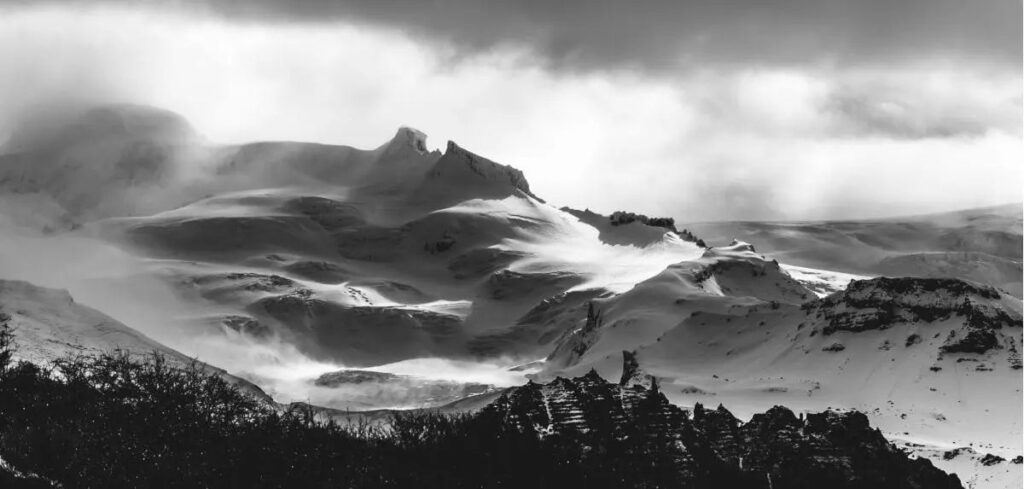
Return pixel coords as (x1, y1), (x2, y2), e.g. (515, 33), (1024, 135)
(389, 126), (430, 155)
(439, 141), (535, 197)
(409, 140), (543, 206)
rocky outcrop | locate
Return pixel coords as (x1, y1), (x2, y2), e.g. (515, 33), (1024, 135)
(544, 301), (604, 368)
(607, 210), (706, 246)
(609, 211), (677, 230)
(979, 454), (1005, 466)
(804, 277), (1022, 354)
(619, 350), (659, 390)
(481, 352), (963, 489)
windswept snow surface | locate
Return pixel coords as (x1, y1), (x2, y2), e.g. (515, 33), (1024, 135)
(781, 264), (871, 297)
(443, 196), (704, 293)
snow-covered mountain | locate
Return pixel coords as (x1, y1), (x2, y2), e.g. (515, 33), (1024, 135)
(0, 104), (1018, 487)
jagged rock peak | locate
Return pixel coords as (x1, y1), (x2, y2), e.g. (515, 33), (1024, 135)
(388, 126), (430, 155)
(437, 140), (539, 199)
(619, 350), (659, 390)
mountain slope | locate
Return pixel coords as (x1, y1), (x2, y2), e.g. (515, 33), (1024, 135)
(0, 279), (268, 400)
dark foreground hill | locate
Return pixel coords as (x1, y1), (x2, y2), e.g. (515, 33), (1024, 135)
(0, 324), (959, 489)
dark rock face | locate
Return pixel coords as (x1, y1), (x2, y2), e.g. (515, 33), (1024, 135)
(943, 447), (974, 461)
(619, 350), (659, 390)
(905, 334), (922, 347)
(804, 277), (1022, 356)
(979, 453), (1005, 466)
(610, 211), (677, 230)
(483, 353), (962, 489)
(545, 301), (604, 368)
(940, 329), (999, 354)
(822, 342), (846, 352)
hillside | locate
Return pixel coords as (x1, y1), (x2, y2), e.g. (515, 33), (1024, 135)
(0, 279), (269, 400)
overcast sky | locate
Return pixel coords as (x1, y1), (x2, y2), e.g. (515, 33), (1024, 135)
(0, 1), (1020, 221)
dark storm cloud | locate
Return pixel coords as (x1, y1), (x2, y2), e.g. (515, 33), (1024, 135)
(2, 0), (1020, 72)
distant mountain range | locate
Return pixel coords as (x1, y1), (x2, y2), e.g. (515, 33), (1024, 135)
(686, 204), (1022, 297)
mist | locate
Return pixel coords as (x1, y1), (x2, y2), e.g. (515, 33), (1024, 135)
(0, 5), (1020, 222)
(0, 211), (530, 410)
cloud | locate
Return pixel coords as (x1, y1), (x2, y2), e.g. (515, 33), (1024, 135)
(0, 6), (1019, 223)
(4, 0), (1019, 74)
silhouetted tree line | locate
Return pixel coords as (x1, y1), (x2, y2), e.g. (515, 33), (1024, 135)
(0, 323), (697, 489)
